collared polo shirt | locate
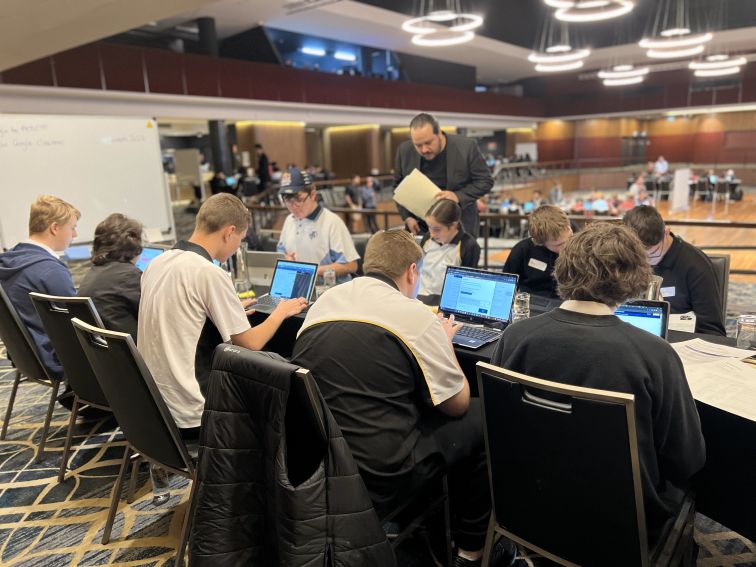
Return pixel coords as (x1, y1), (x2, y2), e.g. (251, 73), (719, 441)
(419, 230), (481, 295)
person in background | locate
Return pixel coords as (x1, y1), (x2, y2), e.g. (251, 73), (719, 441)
(362, 176), (380, 234)
(0, 195), (79, 389)
(78, 214), (143, 340)
(276, 168), (359, 283)
(654, 155), (669, 176)
(418, 199), (481, 296)
(394, 112), (493, 236)
(345, 174), (363, 233)
(623, 206), (725, 336)
(503, 204), (572, 299)
(255, 144), (270, 190)
(549, 181), (564, 205)
(531, 189), (547, 208)
(492, 222), (705, 546)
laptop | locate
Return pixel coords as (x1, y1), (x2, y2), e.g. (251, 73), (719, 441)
(614, 300), (670, 340)
(135, 245), (167, 272)
(247, 251), (286, 286)
(253, 260), (318, 313)
(439, 266), (519, 349)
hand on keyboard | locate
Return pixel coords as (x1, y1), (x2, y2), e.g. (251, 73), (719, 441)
(437, 313), (463, 342)
(272, 297), (308, 319)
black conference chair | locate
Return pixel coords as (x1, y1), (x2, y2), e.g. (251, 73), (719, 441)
(71, 318), (196, 565)
(0, 284), (63, 463)
(29, 293), (112, 482)
(706, 254), (730, 324)
(477, 362), (696, 567)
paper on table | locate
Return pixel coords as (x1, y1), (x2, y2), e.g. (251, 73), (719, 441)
(682, 358), (756, 422)
(669, 311), (696, 333)
(393, 168), (441, 218)
(671, 338), (754, 366)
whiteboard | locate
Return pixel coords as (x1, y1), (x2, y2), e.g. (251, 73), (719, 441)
(0, 114), (173, 249)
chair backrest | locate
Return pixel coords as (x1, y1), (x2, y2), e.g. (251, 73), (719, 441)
(0, 284), (51, 383)
(71, 318), (193, 473)
(288, 368), (328, 486)
(477, 362), (649, 567)
(352, 234), (370, 275)
(29, 293), (109, 406)
(706, 253), (730, 322)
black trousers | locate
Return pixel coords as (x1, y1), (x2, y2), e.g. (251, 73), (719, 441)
(369, 399), (490, 551)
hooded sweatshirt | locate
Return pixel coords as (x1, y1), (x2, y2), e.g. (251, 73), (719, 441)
(0, 242), (75, 377)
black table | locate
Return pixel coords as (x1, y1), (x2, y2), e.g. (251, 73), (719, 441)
(251, 308), (756, 543)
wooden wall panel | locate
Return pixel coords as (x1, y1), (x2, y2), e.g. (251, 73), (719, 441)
(537, 139), (574, 163)
(325, 126), (380, 178)
(53, 45), (101, 89)
(537, 120), (575, 140)
(99, 43), (145, 92)
(235, 122), (306, 171)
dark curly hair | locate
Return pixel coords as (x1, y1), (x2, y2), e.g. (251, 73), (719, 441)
(91, 213), (143, 266)
(554, 222), (651, 306)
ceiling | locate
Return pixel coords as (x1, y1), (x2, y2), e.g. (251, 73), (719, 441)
(3, 0), (756, 85)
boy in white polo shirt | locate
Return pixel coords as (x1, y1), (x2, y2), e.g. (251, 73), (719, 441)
(138, 194), (307, 436)
(276, 168), (359, 284)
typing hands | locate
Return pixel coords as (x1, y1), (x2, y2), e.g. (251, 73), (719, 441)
(437, 312), (462, 342)
(241, 298), (257, 314)
(273, 297), (308, 318)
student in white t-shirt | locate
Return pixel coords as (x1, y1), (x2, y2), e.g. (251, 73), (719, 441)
(276, 168), (359, 284)
(138, 194), (307, 436)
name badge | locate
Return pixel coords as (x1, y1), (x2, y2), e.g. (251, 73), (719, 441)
(661, 286), (676, 298)
(528, 258), (548, 272)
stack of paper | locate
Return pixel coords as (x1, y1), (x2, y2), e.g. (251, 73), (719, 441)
(672, 339), (756, 422)
(393, 169), (440, 218)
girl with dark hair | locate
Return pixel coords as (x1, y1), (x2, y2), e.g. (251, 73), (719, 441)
(418, 198), (480, 296)
(78, 213), (144, 340)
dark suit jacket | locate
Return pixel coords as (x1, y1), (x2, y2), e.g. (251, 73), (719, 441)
(393, 132), (493, 236)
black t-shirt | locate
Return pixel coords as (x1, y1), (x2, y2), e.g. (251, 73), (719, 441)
(78, 261), (141, 341)
(420, 145), (448, 189)
(491, 308), (705, 542)
(655, 235), (725, 336)
(503, 238), (559, 298)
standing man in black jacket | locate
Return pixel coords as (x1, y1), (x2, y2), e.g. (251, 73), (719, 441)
(255, 143), (270, 190)
(393, 113), (493, 237)
(623, 206), (726, 336)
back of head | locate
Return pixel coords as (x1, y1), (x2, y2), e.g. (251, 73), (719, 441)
(426, 198), (462, 227)
(29, 195), (81, 235)
(409, 112), (440, 134)
(623, 205), (664, 247)
(92, 213), (144, 266)
(529, 205), (569, 245)
(555, 223), (650, 306)
(363, 230), (423, 280)
(196, 193), (250, 234)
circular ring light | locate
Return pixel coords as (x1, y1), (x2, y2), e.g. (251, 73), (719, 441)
(604, 76), (644, 86)
(544, 0), (575, 7)
(402, 11), (483, 34)
(694, 67), (741, 78)
(411, 30), (475, 47)
(598, 65), (649, 79)
(535, 60), (585, 73)
(546, 44), (573, 53)
(647, 44), (705, 59)
(661, 27), (691, 37)
(528, 48), (591, 63)
(639, 31), (713, 49)
(555, 0), (634, 23)
(690, 56), (747, 70)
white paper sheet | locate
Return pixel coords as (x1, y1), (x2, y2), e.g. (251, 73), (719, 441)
(671, 338), (754, 366)
(682, 359), (756, 422)
(393, 168), (441, 218)
(669, 312), (696, 333)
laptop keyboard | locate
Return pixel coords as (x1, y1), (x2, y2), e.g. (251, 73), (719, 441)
(455, 325), (501, 342)
(256, 295), (282, 307)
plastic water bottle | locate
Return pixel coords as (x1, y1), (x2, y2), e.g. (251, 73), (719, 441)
(150, 464), (171, 506)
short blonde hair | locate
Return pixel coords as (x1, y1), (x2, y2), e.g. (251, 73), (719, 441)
(529, 205), (570, 245)
(28, 195), (81, 235)
(195, 194), (250, 234)
(363, 229), (423, 280)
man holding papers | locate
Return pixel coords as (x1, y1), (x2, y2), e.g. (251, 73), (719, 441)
(393, 113), (493, 236)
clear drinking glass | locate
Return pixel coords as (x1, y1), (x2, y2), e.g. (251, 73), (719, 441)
(150, 464), (171, 506)
(512, 292), (530, 322)
(736, 315), (756, 350)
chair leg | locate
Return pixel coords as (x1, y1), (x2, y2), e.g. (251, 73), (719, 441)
(57, 395), (80, 483)
(1, 371), (22, 440)
(127, 454), (142, 504)
(442, 476), (453, 567)
(176, 476), (199, 567)
(480, 514), (497, 567)
(35, 380), (61, 463)
(102, 446), (132, 545)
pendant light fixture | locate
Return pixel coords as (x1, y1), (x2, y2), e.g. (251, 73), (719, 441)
(598, 64), (649, 86)
(401, 0), (483, 47)
(639, 0), (713, 59)
(529, 17), (590, 73)
(551, 1), (635, 23)
(690, 54), (748, 78)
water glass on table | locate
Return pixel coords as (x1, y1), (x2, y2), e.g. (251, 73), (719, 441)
(512, 292), (530, 322)
(736, 315), (756, 350)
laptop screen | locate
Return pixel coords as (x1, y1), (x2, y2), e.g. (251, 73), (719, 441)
(615, 301), (669, 338)
(439, 266), (518, 324)
(135, 246), (165, 272)
(269, 260), (318, 300)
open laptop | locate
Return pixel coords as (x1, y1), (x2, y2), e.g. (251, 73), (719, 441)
(615, 300), (670, 340)
(247, 251), (286, 286)
(135, 245), (168, 272)
(253, 260), (318, 313)
(439, 266), (519, 349)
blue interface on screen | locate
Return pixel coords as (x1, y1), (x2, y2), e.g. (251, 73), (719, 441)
(270, 261), (317, 299)
(615, 303), (664, 337)
(440, 268), (517, 323)
(135, 247), (165, 272)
